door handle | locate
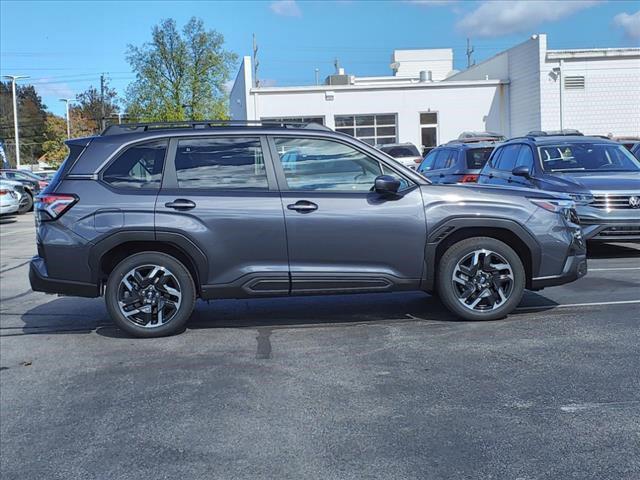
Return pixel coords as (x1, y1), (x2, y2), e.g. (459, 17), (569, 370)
(287, 200), (318, 213)
(488, 173), (494, 179)
(165, 199), (196, 210)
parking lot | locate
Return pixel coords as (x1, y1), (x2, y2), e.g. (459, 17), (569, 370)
(1, 212), (639, 479)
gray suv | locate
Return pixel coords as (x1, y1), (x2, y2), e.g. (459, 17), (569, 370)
(30, 121), (587, 337)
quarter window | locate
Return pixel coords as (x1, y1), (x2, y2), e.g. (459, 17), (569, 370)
(418, 149), (438, 172)
(274, 137), (384, 192)
(103, 140), (167, 189)
(174, 137), (267, 189)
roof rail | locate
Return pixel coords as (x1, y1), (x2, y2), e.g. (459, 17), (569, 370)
(101, 120), (331, 136)
(525, 129), (583, 137)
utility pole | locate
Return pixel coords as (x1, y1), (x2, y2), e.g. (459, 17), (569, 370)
(315, 68), (320, 86)
(3, 74), (29, 169)
(466, 38), (475, 69)
(59, 98), (72, 139)
(100, 73), (106, 132)
(252, 34), (260, 88)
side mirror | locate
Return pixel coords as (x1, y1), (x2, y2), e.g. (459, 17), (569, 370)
(374, 175), (401, 196)
(512, 166), (532, 178)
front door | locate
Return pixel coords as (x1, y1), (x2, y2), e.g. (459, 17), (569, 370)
(269, 136), (427, 294)
(155, 135), (289, 297)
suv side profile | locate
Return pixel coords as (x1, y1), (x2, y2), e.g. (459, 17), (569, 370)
(30, 121), (587, 337)
(417, 139), (497, 184)
(478, 133), (640, 242)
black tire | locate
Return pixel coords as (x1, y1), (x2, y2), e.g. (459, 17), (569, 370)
(105, 252), (196, 338)
(437, 237), (525, 321)
(18, 192), (33, 214)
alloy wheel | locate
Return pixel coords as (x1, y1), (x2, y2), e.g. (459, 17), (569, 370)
(451, 249), (514, 312)
(117, 264), (182, 328)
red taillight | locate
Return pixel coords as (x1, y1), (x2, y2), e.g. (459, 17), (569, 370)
(414, 157), (423, 164)
(36, 193), (77, 220)
(460, 174), (479, 183)
(0, 189), (9, 195)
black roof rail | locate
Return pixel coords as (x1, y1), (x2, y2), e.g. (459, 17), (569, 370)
(101, 120), (331, 136)
(525, 129), (584, 137)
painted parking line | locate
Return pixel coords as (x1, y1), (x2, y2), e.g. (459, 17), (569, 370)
(589, 267), (640, 271)
(517, 299), (640, 312)
(0, 228), (35, 237)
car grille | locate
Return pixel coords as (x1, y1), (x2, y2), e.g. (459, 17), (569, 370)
(592, 193), (640, 210)
(595, 226), (640, 238)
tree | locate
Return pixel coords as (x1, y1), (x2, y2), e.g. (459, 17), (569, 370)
(124, 17), (237, 122)
(41, 114), (69, 167)
(72, 78), (119, 134)
(0, 82), (48, 165)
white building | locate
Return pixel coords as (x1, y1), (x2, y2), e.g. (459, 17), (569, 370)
(230, 34), (640, 151)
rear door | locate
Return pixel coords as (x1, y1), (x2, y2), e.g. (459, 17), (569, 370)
(268, 135), (427, 294)
(155, 135), (289, 297)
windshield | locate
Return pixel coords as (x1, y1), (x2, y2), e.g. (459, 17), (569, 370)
(465, 147), (494, 169)
(380, 145), (420, 157)
(539, 143), (640, 172)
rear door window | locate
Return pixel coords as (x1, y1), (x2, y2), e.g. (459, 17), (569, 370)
(103, 140), (167, 189)
(466, 147), (493, 169)
(174, 137), (267, 189)
(433, 149), (454, 170)
(418, 149), (438, 172)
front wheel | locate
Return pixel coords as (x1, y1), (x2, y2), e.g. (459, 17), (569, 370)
(105, 252), (196, 337)
(437, 237), (525, 321)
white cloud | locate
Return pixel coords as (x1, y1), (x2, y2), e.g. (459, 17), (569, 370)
(613, 11), (640, 39)
(270, 0), (302, 17)
(457, 1), (600, 38)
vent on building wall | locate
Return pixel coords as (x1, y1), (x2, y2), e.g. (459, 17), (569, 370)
(564, 76), (585, 89)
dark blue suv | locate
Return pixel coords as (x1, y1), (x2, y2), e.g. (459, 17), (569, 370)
(417, 140), (496, 184)
(478, 133), (640, 242)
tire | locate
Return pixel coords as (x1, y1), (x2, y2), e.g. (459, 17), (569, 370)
(18, 192), (33, 214)
(437, 237), (525, 321)
(105, 252), (196, 338)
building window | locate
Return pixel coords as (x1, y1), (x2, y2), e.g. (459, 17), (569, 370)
(420, 111), (439, 153)
(334, 114), (397, 146)
(564, 76), (585, 90)
(261, 116), (325, 125)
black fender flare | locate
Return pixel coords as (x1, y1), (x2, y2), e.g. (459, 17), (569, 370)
(423, 217), (541, 292)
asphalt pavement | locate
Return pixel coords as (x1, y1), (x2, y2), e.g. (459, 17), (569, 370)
(1, 213), (639, 480)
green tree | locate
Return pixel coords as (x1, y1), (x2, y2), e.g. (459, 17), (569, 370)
(125, 17), (237, 122)
(41, 114), (69, 167)
(0, 82), (48, 165)
(72, 78), (119, 134)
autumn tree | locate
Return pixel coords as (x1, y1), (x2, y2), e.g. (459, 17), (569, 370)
(41, 114), (69, 167)
(71, 78), (119, 134)
(124, 17), (237, 122)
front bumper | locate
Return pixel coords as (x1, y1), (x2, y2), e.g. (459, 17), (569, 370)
(530, 252), (588, 290)
(577, 203), (640, 242)
(29, 256), (100, 297)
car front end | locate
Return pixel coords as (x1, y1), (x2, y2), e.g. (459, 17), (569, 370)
(577, 191), (640, 242)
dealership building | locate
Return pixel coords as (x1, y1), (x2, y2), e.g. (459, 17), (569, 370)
(229, 34), (640, 151)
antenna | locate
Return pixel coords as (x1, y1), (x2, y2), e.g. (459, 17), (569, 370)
(466, 38), (475, 69)
(334, 57), (340, 74)
(252, 33), (260, 88)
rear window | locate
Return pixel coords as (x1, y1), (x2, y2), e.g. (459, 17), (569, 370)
(381, 145), (420, 157)
(102, 140), (167, 189)
(465, 147), (494, 169)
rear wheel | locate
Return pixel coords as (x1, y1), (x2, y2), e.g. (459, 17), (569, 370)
(437, 237), (525, 321)
(18, 192), (33, 214)
(105, 252), (196, 337)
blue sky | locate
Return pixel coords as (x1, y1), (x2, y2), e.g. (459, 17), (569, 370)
(1, 0), (639, 116)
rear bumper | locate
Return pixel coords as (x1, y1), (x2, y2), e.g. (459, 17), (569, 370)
(530, 252), (588, 290)
(0, 202), (19, 215)
(29, 256), (100, 298)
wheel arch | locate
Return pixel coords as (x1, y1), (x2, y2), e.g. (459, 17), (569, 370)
(423, 218), (541, 292)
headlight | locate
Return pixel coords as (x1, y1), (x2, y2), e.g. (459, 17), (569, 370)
(568, 193), (593, 205)
(530, 198), (578, 223)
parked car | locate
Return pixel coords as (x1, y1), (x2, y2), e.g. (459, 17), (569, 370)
(0, 178), (32, 214)
(0, 180), (20, 217)
(613, 137), (640, 160)
(31, 121), (586, 337)
(34, 170), (58, 181)
(478, 132), (640, 242)
(376, 142), (423, 169)
(417, 140), (497, 184)
(0, 169), (44, 212)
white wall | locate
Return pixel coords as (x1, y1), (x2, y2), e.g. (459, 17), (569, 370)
(540, 56), (640, 136)
(229, 56), (252, 120)
(392, 49), (454, 81)
(250, 82), (507, 148)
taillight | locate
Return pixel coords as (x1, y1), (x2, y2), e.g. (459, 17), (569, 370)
(36, 193), (77, 220)
(0, 189), (9, 195)
(38, 181), (48, 188)
(460, 174), (479, 183)
(414, 157), (423, 164)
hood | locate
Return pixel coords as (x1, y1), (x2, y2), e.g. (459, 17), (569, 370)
(543, 171), (640, 193)
(441, 183), (571, 201)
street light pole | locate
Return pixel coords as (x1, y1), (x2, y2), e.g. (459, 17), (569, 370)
(59, 98), (72, 139)
(3, 74), (29, 169)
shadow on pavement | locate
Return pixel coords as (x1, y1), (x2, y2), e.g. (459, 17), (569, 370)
(0, 216), (19, 225)
(18, 289), (559, 338)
